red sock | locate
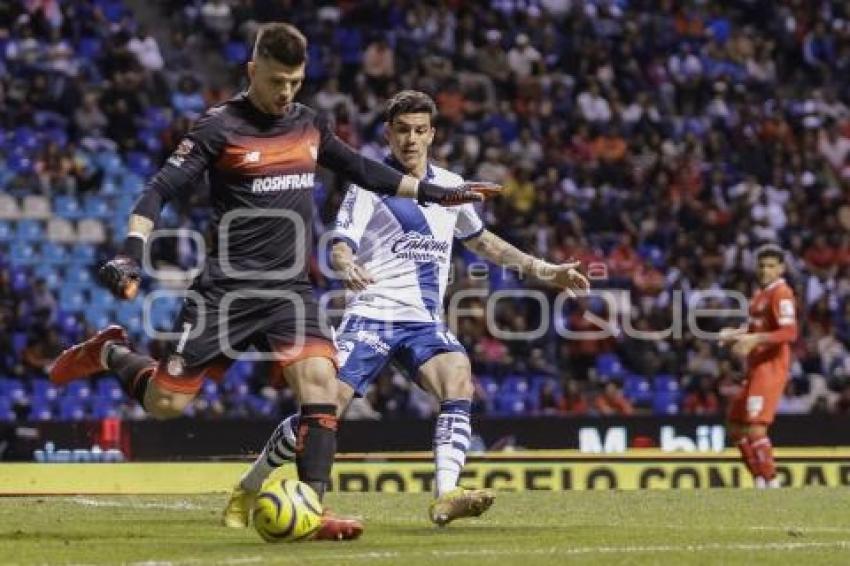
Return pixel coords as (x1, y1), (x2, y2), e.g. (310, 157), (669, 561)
(736, 437), (760, 477)
(750, 436), (776, 480)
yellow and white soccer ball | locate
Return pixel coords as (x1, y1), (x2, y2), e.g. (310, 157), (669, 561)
(253, 479), (323, 543)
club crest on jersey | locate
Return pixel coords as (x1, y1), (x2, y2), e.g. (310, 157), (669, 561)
(243, 150), (261, 164)
(166, 354), (185, 376)
(167, 138), (195, 167)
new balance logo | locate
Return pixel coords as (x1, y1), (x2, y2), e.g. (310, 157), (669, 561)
(243, 151), (261, 164)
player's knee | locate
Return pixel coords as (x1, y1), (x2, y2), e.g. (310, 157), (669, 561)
(450, 375), (474, 400)
(146, 391), (194, 420)
(747, 425), (768, 440)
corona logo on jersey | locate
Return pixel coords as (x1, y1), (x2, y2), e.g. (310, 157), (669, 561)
(251, 173), (315, 193)
(390, 233), (450, 262)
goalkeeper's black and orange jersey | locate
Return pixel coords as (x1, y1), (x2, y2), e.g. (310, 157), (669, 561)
(136, 93), (405, 291)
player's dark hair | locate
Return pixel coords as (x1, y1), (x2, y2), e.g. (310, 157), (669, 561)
(253, 23), (307, 66)
(385, 90), (437, 124)
(755, 243), (785, 263)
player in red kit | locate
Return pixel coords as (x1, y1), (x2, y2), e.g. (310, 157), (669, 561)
(720, 244), (798, 488)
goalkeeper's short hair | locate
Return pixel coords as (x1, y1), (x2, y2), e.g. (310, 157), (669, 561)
(253, 22), (307, 66)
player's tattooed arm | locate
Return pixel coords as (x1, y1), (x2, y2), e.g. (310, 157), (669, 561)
(330, 240), (375, 291)
(462, 230), (589, 294)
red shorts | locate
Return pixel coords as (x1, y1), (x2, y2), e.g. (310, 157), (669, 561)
(727, 358), (789, 426)
(151, 337), (338, 395)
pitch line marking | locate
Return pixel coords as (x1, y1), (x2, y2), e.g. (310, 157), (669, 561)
(115, 541), (850, 565)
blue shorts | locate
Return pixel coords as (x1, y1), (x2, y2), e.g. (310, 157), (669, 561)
(335, 316), (466, 397)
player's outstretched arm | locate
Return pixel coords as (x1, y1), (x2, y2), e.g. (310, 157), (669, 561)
(462, 230), (589, 295)
(317, 132), (500, 205)
(100, 112), (225, 300)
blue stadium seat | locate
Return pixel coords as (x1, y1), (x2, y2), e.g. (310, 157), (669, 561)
(45, 127), (68, 146)
(71, 244), (96, 264)
(33, 264), (61, 289)
(15, 219), (44, 241)
(96, 377), (123, 401)
(13, 127), (39, 151)
(76, 36), (102, 59)
(100, 178), (118, 195)
(58, 398), (87, 421)
(9, 242), (36, 265)
(496, 392), (531, 416)
(0, 220), (11, 241)
(126, 151), (154, 177)
(41, 242), (69, 265)
(97, 0), (126, 23)
(595, 353), (625, 378)
(476, 375), (499, 399)
(247, 395), (276, 417)
(84, 306), (112, 329)
(53, 196), (83, 219)
(59, 287), (87, 312)
(0, 398), (16, 422)
(96, 151), (123, 176)
(64, 381), (91, 400)
(3, 378), (26, 404)
(10, 267), (30, 291)
(224, 41), (249, 64)
(89, 290), (116, 310)
(652, 390), (681, 415)
(144, 107), (171, 132)
(65, 268), (93, 286)
(91, 397), (120, 419)
(201, 381), (219, 397)
(58, 312), (83, 339)
(117, 302), (142, 329)
(653, 374), (680, 392)
(11, 333), (27, 358)
(502, 375), (530, 395)
(83, 195), (111, 218)
(31, 379), (58, 402)
(623, 374), (653, 404)
(28, 401), (53, 422)
(120, 173), (144, 194)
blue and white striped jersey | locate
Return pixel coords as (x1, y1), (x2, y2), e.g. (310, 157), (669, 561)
(330, 161), (483, 322)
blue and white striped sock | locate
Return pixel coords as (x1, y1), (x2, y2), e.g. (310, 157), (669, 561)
(239, 413), (300, 492)
(433, 399), (472, 497)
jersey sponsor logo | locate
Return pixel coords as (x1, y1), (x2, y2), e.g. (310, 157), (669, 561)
(243, 150), (262, 164)
(390, 233), (450, 262)
(251, 173), (315, 193)
(355, 329), (390, 355)
(167, 138), (195, 167)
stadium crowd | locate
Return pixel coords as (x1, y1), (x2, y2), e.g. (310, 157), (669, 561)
(2, 0), (850, 423)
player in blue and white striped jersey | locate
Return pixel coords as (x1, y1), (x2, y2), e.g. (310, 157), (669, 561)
(224, 90), (588, 528)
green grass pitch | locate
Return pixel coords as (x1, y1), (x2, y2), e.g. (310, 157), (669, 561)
(2, 489), (849, 565)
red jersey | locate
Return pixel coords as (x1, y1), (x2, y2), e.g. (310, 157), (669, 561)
(746, 278), (798, 367)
